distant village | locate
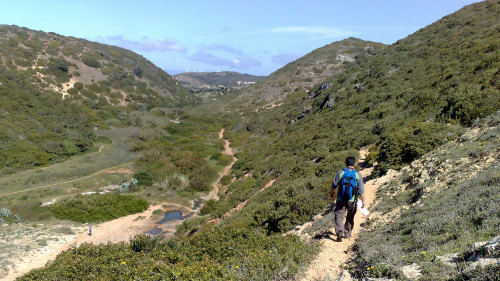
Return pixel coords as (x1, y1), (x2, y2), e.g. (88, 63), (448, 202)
(235, 80), (256, 85)
(176, 80), (257, 95)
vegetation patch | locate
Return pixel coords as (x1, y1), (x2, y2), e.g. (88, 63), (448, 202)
(350, 114), (500, 280)
(49, 193), (149, 223)
(19, 226), (317, 280)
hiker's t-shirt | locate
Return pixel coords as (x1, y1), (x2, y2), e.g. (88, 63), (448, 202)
(332, 168), (364, 202)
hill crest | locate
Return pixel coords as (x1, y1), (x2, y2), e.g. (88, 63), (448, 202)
(0, 24), (196, 108)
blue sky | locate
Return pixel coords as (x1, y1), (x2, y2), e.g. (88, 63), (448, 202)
(1, 0), (479, 75)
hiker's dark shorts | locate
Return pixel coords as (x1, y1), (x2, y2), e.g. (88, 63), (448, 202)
(333, 200), (357, 236)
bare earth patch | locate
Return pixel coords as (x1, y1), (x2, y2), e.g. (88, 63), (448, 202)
(0, 223), (86, 281)
(105, 168), (134, 175)
(3, 203), (193, 281)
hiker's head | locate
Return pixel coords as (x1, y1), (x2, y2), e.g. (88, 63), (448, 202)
(346, 156), (355, 167)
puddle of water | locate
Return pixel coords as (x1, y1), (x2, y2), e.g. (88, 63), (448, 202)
(146, 227), (165, 235)
(158, 210), (184, 224)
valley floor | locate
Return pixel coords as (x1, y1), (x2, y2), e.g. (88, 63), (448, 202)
(1, 128), (238, 281)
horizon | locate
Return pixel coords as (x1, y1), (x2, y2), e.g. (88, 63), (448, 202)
(1, 0), (480, 76)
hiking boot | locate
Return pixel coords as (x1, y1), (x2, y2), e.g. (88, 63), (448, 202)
(337, 231), (343, 242)
(344, 232), (351, 239)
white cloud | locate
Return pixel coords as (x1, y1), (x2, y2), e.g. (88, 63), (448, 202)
(97, 35), (186, 53)
(190, 44), (261, 70)
(265, 26), (355, 38)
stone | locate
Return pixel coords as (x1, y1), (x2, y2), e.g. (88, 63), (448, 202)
(465, 236), (500, 262)
(401, 263), (422, 279)
(337, 270), (353, 281)
(437, 253), (460, 266)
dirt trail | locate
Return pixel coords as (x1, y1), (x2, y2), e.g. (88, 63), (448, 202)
(208, 179), (275, 224)
(206, 129), (237, 201)
(301, 148), (378, 281)
(0, 161), (134, 198)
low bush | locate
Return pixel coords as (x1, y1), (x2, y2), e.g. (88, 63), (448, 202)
(133, 171), (153, 186)
(81, 53), (101, 68)
(49, 193), (149, 223)
(374, 121), (461, 176)
(20, 226), (317, 280)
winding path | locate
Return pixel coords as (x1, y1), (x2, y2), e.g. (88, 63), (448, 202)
(206, 129), (237, 201)
(301, 148), (379, 280)
(208, 179), (275, 224)
(0, 161), (134, 198)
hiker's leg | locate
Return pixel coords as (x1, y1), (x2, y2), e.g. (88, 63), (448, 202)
(344, 202), (357, 237)
(334, 201), (346, 235)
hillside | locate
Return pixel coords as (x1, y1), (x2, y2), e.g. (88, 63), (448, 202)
(12, 0), (500, 280)
(0, 25), (194, 106)
(190, 0), (499, 277)
(0, 25), (196, 172)
(227, 38), (386, 110)
(291, 111), (499, 280)
(174, 71), (264, 88)
(349, 111), (499, 280)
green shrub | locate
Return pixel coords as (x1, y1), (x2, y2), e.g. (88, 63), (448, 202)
(74, 82), (83, 90)
(133, 171), (153, 186)
(49, 193), (149, 223)
(129, 234), (161, 253)
(374, 121), (461, 175)
(176, 216), (210, 236)
(439, 84), (500, 126)
(81, 54), (101, 68)
(66, 87), (78, 95)
(200, 199), (217, 215)
(20, 226), (317, 281)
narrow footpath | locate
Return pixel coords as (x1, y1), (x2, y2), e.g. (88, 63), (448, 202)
(208, 178), (275, 224)
(207, 128), (238, 201)
(301, 148), (379, 280)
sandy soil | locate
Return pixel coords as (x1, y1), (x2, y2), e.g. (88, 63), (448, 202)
(60, 78), (76, 99)
(0, 223), (86, 281)
(2, 207), (155, 280)
(300, 148), (379, 281)
(3, 203), (194, 281)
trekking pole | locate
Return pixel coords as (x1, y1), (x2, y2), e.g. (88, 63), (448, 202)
(336, 268), (344, 281)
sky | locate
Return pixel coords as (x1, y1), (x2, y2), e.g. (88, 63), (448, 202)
(1, 0), (480, 76)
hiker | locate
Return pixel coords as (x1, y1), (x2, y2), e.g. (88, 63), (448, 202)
(88, 226), (92, 236)
(328, 156), (365, 242)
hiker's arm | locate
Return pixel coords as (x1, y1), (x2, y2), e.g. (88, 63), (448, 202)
(327, 182), (335, 199)
(359, 194), (366, 208)
(326, 171), (340, 198)
(327, 188), (335, 199)
(327, 170), (342, 199)
(357, 171), (366, 207)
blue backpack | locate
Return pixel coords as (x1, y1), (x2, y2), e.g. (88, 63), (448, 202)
(338, 168), (359, 202)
